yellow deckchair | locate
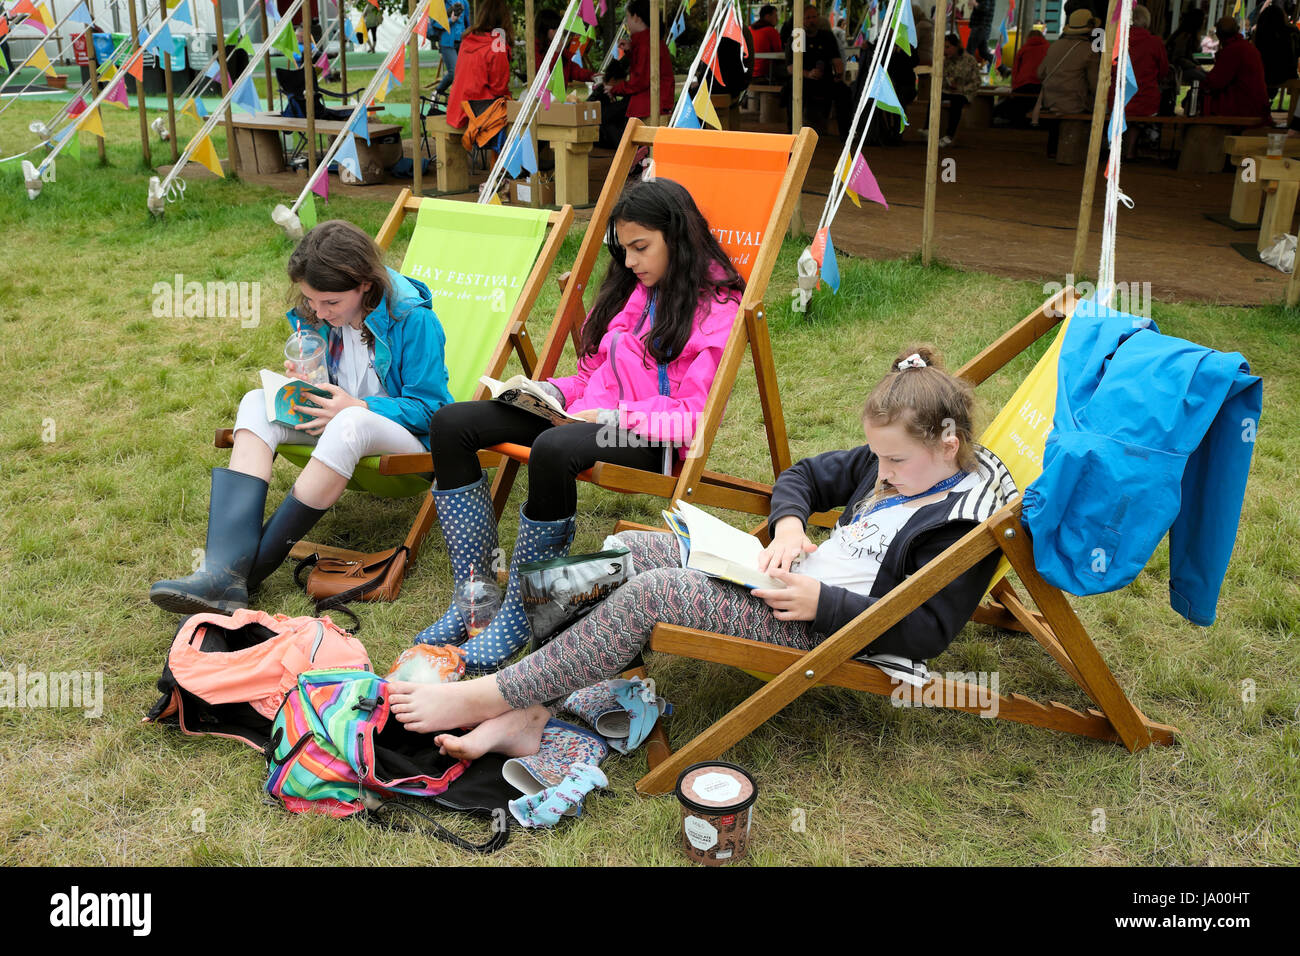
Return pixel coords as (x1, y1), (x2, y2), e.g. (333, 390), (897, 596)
(214, 190), (574, 596)
(617, 288), (1180, 795)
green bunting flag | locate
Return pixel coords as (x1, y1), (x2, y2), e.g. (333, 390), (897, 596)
(547, 55), (566, 101)
(300, 192), (318, 231)
(273, 22), (298, 60)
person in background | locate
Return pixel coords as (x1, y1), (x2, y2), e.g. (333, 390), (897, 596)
(751, 4), (783, 82)
(993, 27), (1047, 126)
(591, 0), (675, 149)
(1196, 16), (1270, 123)
(1252, 2), (1300, 105)
(428, 2), (466, 105)
(1038, 9), (1100, 157)
(1167, 7), (1205, 88)
(1113, 5), (1168, 119)
(363, 1), (381, 54)
(966, 0), (996, 70)
(852, 28), (917, 146)
(780, 4), (852, 138)
(444, 0), (514, 131)
(938, 32), (981, 147)
(1201, 26), (1220, 56)
(914, 4), (934, 67)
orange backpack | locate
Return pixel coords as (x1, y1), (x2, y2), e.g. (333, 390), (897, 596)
(144, 609), (371, 751)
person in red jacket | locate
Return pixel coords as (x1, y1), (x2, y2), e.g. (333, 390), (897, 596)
(995, 27), (1048, 125)
(444, 0), (513, 130)
(1107, 5), (1168, 117)
(751, 4), (782, 81)
(1196, 15), (1270, 122)
(593, 0), (675, 147)
(535, 8), (598, 85)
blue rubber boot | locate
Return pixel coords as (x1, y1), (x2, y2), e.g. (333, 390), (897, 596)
(460, 506), (576, 674)
(149, 468), (268, 616)
(246, 492), (328, 594)
(413, 471), (499, 646)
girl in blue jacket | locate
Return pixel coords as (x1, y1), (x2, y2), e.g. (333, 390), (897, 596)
(150, 220), (454, 615)
(386, 346), (1019, 757)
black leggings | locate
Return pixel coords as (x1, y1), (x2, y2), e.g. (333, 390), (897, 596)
(431, 400), (666, 521)
(943, 94), (967, 137)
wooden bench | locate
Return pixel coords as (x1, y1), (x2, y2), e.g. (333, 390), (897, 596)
(424, 113), (473, 193)
(1037, 112), (1267, 170)
(745, 82), (783, 123)
(230, 112), (401, 182)
(1220, 134), (1300, 227)
(1242, 153), (1300, 251)
(506, 99), (601, 206)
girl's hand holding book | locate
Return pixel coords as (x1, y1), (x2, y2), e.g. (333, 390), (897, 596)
(292, 383), (365, 436)
(751, 568), (820, 622)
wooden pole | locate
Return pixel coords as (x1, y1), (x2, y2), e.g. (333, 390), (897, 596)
(650, 0), (661, 125)
(338, 1), (348, 96)
(159, 0), (178, 162)
(922, 0), (949, 264)
(1070, 0), (1119, 277)
(259, 0), (276, 115)
(409, 0), (421, 194)
(790, 2), (804, 237)
(86, 0), (107, 163)
(304, 0), (318, 181)
(212, 0), (242, 176)
(526, 0), (536, 83)
(127, 0), (152, 166)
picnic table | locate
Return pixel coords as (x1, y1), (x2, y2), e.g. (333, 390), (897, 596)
(229, 111), (401, 182)
(1217, 134), (1300, 228)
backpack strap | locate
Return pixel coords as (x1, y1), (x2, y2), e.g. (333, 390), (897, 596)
(366, 800), (511, 854)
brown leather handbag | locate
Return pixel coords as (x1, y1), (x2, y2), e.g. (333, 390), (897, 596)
(294, 546), (409, 631)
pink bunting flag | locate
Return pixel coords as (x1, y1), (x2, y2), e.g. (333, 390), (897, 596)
(541, 89), (553, 109)
(311, 169), (329, 199)
(315, 51), (329, 72)
(579, 0), (598, 27)
(68, 95), (87, 117)
(846, 154), (888, 209)
(105, 77), (128, 107)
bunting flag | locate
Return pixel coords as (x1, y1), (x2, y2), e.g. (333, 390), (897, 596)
(37, 3), (54, 28)
(11, 0), (39, 20)
(151, 22), (175, 58)
(350, 108), (370, 144)
(30, 45), (57, 78)
(125, 50), (145, 82)
(105, 77), (129, 108)
(431, 0), (450, 31)
(994, 17), (1009, 70)
(1108, 57), (1139, 142)
(66, 2), (93, 25)
(868, 70), (908, 129)
(416, 10), (430, 42)
(547, 56), (566, 102)
(56, 122), (82, 160)
(0, 44), (7, 74)
(316, 52), (330, 73)
(820, 232), (841, 292)
(700, 33), (725, 85)
(519, 135), (538, 174)
(0, 18), (8, 40)
(77, 106), (105, 138)
(356, 17), (368, 46)
(344, 17), (357, 44)
(579, 0), (598, 27)
(722, 6), (748, 59)
(894, 1), (916, 55)
(68, 95), (87, 117)
(541, 89), (553, 109)
(204, 59), (220, 80)
(839, 157), (861, 208)
(668, 10), (685, 43)
(675, 94), (703, 128)
(180, 97), (199, 122)
(503, 138), (523, 177)
(195, 97), (209, 117)
(301, 192), (319, 230)
(192, 132), (225, 177)
(692, 83), (722, 129)
(573, 48), (584, 68)
(846, 153), (888, 208)
(265, 0), (280, 24)
(810, 225), (828, 268)
(386, 49), (405, 84)
(172, 0), (194, 26)
(335, 132), (361, 179)
(311, 169), (329, 199)
(237, 32), (255, 56)
(373, 73), (390, 102)
(273, 23), (298, 61)
(562, 5), (596, 39)
(232, 77), (262, 115)
(488, 193), (502, 205)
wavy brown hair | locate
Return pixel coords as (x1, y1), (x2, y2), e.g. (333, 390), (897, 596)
(286, 220), (392, 344)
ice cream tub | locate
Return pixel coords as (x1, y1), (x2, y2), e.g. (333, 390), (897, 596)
(674, 761), (758, 865)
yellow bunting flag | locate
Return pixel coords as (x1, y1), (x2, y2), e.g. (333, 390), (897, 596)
(180, 97), (199, 122)
(37, 2), (54, 27)
(692, 84), (721, 130)
(840, 158), (860, 208)
(78, 106), (105, 138)
(431, 0), (449, 30)
(372, 73), (390, 102)
(31, 45), (57, 78)
(192, 133), (225, 178)
(488, 193), (502, 205)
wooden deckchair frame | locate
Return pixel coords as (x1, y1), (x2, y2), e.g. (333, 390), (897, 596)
(625, 287), (1179, 795)
(214, 188), (575, 586)
(408, 119), (820, 520)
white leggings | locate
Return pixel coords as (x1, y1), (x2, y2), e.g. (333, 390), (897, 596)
(233, 389), (426, 479)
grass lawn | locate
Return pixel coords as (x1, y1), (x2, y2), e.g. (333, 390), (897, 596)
(1, 96), (1298, 866)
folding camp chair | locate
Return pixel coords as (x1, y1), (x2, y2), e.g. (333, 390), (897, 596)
(214, 189), (574, 597)
(469, 119), (818, 521)
(619, 286), (1180, 795)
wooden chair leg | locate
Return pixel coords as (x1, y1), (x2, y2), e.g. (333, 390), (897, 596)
(622, 663), (672, 771)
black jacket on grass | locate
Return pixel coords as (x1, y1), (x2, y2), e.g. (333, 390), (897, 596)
(768, 443), (1018, 660)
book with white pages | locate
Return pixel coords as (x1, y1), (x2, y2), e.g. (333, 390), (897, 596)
(479, 374), (584, 426)
(662, 499), (784, 591)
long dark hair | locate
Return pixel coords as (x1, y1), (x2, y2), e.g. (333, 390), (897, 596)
(580, 178), (744, 364)
(469, 0), (514, 47)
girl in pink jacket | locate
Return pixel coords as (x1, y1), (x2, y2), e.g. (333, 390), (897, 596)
(414, 178), (745, 672)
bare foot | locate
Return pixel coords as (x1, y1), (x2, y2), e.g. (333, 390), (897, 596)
(389, 679), (476, 734)
(434, 704), (550, 760)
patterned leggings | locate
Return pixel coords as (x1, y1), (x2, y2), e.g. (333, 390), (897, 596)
(494, 531), (820, 710)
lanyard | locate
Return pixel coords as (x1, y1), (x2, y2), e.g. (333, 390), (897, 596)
(859, 470), (968, 518)
(633, 292), (671, 397)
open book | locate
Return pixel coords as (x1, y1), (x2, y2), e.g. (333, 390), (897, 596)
(480, 375), (583, 426)
(260, 370), (333, 427)
(662, 500), (784, 591)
